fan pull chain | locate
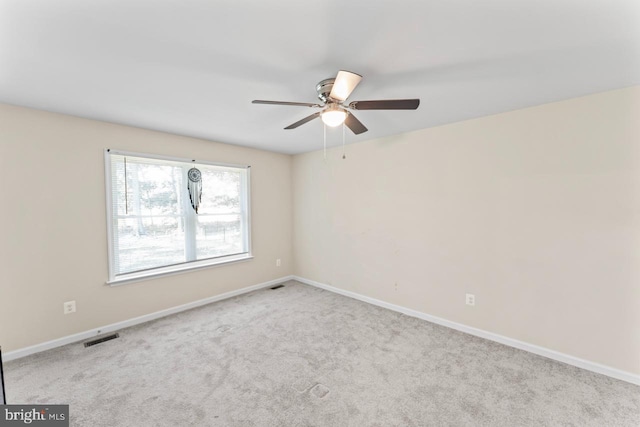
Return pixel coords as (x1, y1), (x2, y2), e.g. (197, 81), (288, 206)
(342, 122), (346, 159)
(323, 123), (327, 160)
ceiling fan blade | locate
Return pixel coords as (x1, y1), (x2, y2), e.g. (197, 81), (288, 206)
(252, 100), (322, 108)
(349, 99), (420, 110)
(329, 70), (363, 102)
(284, 112), (322, 129)
(344, 112), (368, 135)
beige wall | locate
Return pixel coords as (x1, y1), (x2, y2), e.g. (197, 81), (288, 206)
(2, 87), (639, 375)
(292, 86), (640, 375)
(0, 104), (292, 352)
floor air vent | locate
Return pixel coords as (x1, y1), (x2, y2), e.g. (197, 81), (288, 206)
(270, 284), (285, 290)
(84, 333), (119, 348)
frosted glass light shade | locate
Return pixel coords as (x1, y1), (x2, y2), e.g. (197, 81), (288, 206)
(321, 109), (347, 127)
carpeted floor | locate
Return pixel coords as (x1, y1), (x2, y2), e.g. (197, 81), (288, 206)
(5, 280), (640, 426)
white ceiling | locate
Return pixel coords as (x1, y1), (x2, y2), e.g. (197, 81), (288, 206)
(1, 0), (638, 154)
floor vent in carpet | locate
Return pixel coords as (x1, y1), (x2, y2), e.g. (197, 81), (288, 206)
(270, 284), (285, 290)
(84, 333), (119, 348)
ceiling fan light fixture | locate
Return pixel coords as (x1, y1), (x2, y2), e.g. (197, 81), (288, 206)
(321, 108), (347, 127)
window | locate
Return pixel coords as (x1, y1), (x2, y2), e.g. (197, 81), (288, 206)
(105, 150), (251, 284)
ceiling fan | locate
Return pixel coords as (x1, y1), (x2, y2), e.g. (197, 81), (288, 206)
(252, 70), (420, 135)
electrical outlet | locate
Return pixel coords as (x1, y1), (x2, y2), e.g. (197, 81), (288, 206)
(276, 258), (281, 267)
(465, 294), (475, 306)
(64, 300), (76, 314)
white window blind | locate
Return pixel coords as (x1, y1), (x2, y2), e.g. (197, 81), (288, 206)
(105, 150), (251, 283)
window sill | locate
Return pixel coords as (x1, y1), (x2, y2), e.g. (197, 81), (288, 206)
(106, 254), (253, 286)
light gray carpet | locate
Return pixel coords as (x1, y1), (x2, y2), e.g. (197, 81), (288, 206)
(5, 280), (640, 426)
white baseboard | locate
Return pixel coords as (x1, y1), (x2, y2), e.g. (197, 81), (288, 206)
(293, 275), (640, 386)
(4, 275), (294, 362)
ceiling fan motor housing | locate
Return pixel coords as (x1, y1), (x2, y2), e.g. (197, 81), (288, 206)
(316, 78), (336, 102)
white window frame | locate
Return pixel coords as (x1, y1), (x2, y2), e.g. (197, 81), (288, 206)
(104, 149), (252, 285)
